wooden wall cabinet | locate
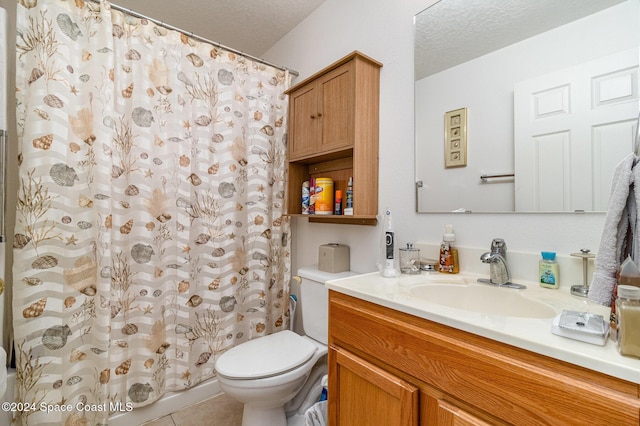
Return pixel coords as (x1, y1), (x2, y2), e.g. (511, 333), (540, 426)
(285, 51), (382, 225)
(328, 291), (640, 425)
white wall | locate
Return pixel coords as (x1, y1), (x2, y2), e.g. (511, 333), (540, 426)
(0, 0), (613, 286)
(265, 0), (607, 278)
(415, 2), (637, 213)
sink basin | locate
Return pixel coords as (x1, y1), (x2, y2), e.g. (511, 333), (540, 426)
(410, 284), (557, 319)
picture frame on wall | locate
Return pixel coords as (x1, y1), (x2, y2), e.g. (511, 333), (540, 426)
(444, 108), (467, 168)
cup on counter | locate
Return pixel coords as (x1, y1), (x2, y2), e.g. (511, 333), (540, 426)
(399, 243), (421, 274)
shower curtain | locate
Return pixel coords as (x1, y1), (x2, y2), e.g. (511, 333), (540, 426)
(13, 1), (291, 425)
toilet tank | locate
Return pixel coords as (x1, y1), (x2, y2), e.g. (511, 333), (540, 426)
(297, 266), (358, 345)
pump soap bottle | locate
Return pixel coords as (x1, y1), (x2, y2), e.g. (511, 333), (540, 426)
(439, 224), (459, 274)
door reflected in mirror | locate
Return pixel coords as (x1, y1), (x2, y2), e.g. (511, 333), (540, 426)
(414, 0), (639, 213)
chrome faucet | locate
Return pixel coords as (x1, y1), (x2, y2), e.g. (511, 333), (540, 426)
(479, 239), (526, 289)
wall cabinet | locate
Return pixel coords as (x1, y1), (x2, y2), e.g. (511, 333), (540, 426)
(328, 291), (640, 425)
(285, 51), (382, 225)
(288, 61), (354, 159)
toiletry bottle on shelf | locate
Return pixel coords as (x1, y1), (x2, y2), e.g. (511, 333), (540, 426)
(334, 190), (343, 215)
(539, 252), (559, 289)
(344, 176), (353, 216)
(309, 178), (316, 215)
(302, 181), (310, 214)
(438, 224), (459, 274)
(616, 285), (640, 358)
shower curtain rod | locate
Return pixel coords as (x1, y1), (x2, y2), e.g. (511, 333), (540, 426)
(87, 0), (299, 77)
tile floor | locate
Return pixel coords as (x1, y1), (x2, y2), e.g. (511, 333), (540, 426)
(141, 392), (243, 426)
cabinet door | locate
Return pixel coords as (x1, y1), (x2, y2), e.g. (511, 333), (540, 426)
(319, 62), (355, 153)
(329, 346), (418, 426)
(289, 82), (321, 160)
(422, 395), (494, 426)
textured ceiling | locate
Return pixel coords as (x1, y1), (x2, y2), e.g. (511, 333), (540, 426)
(110, 0), (326, 59)
(415, 0), (627, 80)
(103, 1), (627, 80)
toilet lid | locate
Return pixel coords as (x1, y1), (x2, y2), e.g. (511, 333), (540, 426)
(215, 330), (317, 379)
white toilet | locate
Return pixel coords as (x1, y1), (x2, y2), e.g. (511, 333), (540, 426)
(215, 266), (356, 426)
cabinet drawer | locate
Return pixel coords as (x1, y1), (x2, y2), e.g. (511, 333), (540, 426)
(329, 291), (640, 426)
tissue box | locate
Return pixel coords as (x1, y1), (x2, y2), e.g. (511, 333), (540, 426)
(318, 244), (350, 273)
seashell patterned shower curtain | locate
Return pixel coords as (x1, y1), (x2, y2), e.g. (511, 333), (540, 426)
(13, 1), (291, 424)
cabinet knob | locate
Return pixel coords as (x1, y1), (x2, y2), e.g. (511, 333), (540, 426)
(310, 114), (316, 119)
(317, 112), (322, 117)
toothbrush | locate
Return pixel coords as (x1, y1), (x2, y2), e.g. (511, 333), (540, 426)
(382, 209), (396, 277)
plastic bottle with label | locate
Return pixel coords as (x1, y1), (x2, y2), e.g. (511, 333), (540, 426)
(438, 224), (459, 274)
(309, 178), (316, 214)
(302, 181), (310, 214)
(344, 177), (353, 215)
(616, 285), (640, 358)
(539, 252), (559, 289)
(334, 190), (343, 215)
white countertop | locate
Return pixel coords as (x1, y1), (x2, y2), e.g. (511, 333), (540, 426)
(326, 271), (640, 384)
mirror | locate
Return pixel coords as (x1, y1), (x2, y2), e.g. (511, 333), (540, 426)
(415, 0), (639, 213)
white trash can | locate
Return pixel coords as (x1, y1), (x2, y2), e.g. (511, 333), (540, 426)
(304, 375), (328, 426)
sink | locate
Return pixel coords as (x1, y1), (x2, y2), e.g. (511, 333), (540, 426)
(410, 284), (557, 319)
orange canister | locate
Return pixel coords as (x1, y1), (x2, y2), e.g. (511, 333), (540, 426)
(314, 178), (334, 215)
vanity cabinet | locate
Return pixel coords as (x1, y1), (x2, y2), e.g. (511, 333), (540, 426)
(330, 347), (418, 425)
(328, 291), (640, 425)
(285, 51), (382, 225)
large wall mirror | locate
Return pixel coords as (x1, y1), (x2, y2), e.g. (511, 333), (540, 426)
(415, 0), (639, 213)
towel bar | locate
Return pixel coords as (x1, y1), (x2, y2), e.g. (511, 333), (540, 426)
(480, 173), (515, 183)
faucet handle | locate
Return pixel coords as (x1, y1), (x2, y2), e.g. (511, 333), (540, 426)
(491, 238), (506, 255)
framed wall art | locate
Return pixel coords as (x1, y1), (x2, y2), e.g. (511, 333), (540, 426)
(444, 107), (467, 168)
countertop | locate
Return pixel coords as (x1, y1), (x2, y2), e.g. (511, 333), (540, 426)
(326, 271), (640, 384)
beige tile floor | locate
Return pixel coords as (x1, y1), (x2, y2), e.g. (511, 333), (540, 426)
(141, 392), (243, 426)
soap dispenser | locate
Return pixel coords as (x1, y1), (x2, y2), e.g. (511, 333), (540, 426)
(439, 224), (459, 274)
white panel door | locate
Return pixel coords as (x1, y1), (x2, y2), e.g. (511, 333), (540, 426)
(514, 48), (639, 212)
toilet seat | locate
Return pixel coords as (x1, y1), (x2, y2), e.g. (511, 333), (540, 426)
(216, 330), (317, 380)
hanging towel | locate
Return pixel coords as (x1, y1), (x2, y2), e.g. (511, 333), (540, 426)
(589, 153), (640, 305)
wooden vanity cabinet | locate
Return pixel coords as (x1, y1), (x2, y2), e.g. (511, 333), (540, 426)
(330, 347), (418, 426)
(285, 51), (382, 225)
(328, 291), (640, 426)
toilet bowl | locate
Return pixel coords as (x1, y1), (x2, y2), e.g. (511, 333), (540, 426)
(216, 331), (326, 425)
(215, 266), (357, 426)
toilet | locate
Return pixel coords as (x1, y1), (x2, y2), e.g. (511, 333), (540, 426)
(215, 266), (356, 426)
